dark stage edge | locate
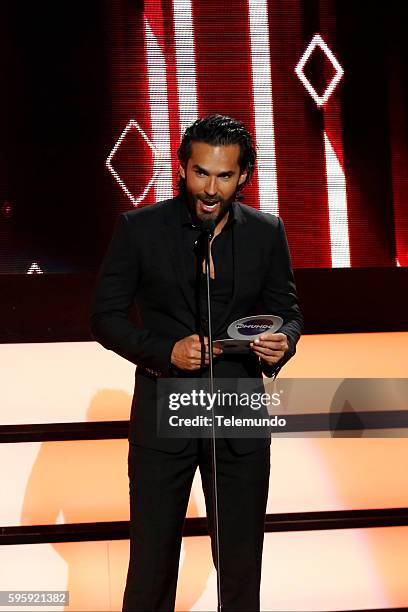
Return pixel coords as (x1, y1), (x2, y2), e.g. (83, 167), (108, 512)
(1, 268), (408, 342)
(2, 412), (408, 444)
(2, 508), (408, 545)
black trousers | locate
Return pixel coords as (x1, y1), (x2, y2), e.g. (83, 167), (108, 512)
(122, 438), (270, 612)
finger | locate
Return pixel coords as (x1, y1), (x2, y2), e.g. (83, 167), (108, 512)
(199, 337), (223, 349)
(189, 348), (223, 366)
(193, 337), (223, 353)
(191, 350), (217, 361)
(190, 358), (206, 367)
(201, 353), (222, 362)
(259, 332), (286, 341)
(186, 355), (220, 369)
(255, 342), (287, 351)
(258, 333), (288, 347)
(198, 351), (222, 365)
(254, 338), (287, 351)
(191, 339), (208, 352)
(251, 340), (283, 353)
(204, 346), (223, 355)
(202, 351), (222, 362)
(193, 346), (223, 357)
(251, 345), (284, 358)
(253, 351), (282, 364)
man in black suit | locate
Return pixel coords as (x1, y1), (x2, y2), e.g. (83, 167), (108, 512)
(91, 115), (302, 611)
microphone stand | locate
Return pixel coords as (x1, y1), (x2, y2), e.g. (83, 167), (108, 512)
(202, 222), (222, 612)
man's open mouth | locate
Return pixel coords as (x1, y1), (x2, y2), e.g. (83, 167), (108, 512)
(198, 199), (220, 212)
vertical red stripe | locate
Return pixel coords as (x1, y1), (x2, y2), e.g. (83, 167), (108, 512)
(161, 0), (185, 195)
(388, 51), (408, 266)
(192, 0), (260, 208)
(108, 3), (155, 209)
(267, 0), (331, 268)
(319, 0), (349, 267)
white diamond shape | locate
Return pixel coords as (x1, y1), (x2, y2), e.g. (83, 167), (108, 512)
(106, 119), (165, 207)
(295, 34), (344, 107)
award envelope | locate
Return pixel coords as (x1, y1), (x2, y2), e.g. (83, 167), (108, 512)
(213, 314), (283, 354)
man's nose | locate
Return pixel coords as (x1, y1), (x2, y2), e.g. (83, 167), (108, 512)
(204, 177), (217, 197)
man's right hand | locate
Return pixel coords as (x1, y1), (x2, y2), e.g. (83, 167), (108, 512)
(171, 334), (223, 371)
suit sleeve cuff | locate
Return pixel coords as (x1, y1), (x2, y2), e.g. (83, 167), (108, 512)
(260, 332), (296, 379)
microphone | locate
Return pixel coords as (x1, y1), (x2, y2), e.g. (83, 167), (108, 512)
(191, 215), (220, 604)
(199, 216), (222, 611)
(191, 214), (223, 608)
(193, 219), (216, 255)
(199, 219), (216, 239)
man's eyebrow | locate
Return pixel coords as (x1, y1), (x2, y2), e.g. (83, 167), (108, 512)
(192, 164), (209, 174)
(192, 164), (235, 176)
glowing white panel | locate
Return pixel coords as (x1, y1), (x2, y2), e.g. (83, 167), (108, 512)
(0, 441), (206, 526)
(172, 0), (198, 136)
(3, 529), (408, 611)
(295, 34), (344, 107)
(2, 334), (408, 428)
(144, 20), (173, 202)
(248, 0), (279, 215)
(323, 131), (350, 267)
(0, 543), (68, 611)
(0, 541), (111, 612)
(260, 529), (393, 610)
(0, 341), (134, 426)
(3, 434), (408, 525)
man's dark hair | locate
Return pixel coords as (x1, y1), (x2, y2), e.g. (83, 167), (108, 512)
(177, 114), (257, 195)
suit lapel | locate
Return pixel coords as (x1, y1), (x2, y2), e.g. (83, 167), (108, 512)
(162, 198), (196, 318)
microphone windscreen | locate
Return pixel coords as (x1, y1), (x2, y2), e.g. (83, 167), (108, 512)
(201, 219), (216, 235)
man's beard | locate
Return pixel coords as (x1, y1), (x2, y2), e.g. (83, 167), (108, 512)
(186, 190), (236, 227)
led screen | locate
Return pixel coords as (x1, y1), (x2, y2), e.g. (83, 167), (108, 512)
(1, 0), (407, 273)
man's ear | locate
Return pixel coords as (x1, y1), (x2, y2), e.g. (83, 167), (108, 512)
(179, 165), (186, 179)
(238, 169), (248, 186)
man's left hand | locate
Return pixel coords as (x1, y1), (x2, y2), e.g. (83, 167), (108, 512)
(249, 332), (288, 365)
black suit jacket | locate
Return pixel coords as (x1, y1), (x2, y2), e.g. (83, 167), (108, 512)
(90, 197), (303, 453)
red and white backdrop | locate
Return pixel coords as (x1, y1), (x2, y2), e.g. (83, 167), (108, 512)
(105, 0), (408, 269)
(1, 0), (407, 273)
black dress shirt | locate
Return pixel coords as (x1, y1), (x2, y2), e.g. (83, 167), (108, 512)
(180, 201), (235, 337)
